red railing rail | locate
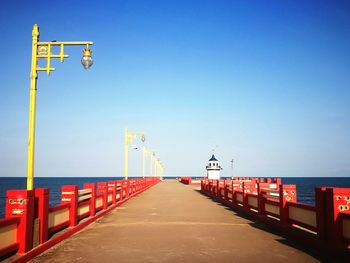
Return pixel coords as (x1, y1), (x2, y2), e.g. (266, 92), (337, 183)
(201, 178), (350, 255)
(180, 177), (202, 186)
(0, 217), (20, 257)
(0, 177), (160, 260)
(180, 177), (191, 185)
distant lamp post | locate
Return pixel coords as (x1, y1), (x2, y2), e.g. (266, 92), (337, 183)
(151, 152), (156, 177)
(26, 24), (94, 190)
(154, 156), (164, 179)
(124, 128), (145, 179)
(156, 158), (160, 177)
(159, 162), (164, 179)
(161, 162), (164, 179)
(231, 159), (234, 179)
(142, 148), (155, 177)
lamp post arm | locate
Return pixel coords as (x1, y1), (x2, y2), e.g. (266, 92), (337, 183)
(35, 41), (93, 75)
(37, 41), (93, 46)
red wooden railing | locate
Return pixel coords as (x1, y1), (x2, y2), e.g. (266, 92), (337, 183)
(180, 177), (202, 185)
(0, 177), (159, 260)
(201, 178), (350, 256)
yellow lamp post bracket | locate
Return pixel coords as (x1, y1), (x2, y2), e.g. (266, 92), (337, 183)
(36, 41), (93, 75)
(26, 24), (94, 190)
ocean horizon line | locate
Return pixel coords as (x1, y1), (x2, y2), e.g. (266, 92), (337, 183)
(1, 176), (350, 178)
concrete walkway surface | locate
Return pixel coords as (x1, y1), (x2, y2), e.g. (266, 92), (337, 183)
(30, 180), (331, 263)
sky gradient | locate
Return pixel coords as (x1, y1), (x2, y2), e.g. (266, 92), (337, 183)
(0, 0), (349, 178)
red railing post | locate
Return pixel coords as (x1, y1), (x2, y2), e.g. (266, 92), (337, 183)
(122, 180), (126, 198)
(34, 188), (49, 244)
(61, 185), (78, 227)
(97, 182), (108, 210)
(5, 189), (35, 253)
(126, 180), (130, 199)
(325, 187), (350, 249)
(108, 181), (117, 204)
(242, 182), (248, 209)
(216, 180), (220, 198)
(275, 178), (282, 186)
(83, 183), (96, 217)
(130, 180), (133, 195)
(243, 180), (256, 212)
(279, 184), (297, 226)
(257, 183), (268, 216)
(115, 180), (121, 202)
(224, 180), (228, 201)
(315, 187), (327, 245)
(231, 180), (235, 204)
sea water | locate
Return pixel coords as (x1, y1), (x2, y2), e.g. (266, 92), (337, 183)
(0, 177), (350, 218)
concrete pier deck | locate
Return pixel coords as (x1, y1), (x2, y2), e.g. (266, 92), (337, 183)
(31, 180), (326, 263)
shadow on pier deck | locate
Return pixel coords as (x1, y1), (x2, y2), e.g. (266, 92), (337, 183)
(30, 180), (334, 263)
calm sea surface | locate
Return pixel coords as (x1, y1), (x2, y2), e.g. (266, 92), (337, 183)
(0, 177), (350, 218)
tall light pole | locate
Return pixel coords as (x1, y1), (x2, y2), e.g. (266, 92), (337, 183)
(159, 161), (164, 179)
(142, 146), (146, 178)
(155, 157), (161, 177)
(157, 159), (164, 179)
(151, 151), (156, 176)
(124, 128), (145, 179)
(26, 24), (93, 190)
(143, 148), (155, 177)
(231, 159), (234, 178)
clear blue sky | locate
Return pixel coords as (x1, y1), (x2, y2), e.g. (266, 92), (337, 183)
(0, 0), (349, 178)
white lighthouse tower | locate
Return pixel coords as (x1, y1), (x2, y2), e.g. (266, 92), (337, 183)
(206, 154), (222, 180)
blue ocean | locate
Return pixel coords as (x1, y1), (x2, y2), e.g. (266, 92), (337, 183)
(0, 177), (350, 218)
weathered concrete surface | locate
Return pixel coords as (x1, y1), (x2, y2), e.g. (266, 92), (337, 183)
(31, 180), (327, 263)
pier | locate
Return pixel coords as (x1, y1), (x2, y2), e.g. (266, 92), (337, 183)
(1, 178), (349, 262)
(2, 179), (347, 262)
(1, 2), (349, 262)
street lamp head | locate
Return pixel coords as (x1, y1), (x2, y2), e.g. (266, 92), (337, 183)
(81, 48), (93, 69)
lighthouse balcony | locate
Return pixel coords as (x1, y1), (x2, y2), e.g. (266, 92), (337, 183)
(206, 166), (222, 170)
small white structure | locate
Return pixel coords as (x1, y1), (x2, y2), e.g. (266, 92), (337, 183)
(206, 154), (222, 180)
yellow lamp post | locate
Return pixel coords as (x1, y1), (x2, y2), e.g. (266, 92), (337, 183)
(142, 147), (155, 178)
(26, 24), (93, 190)
(157, 160), (164, 179)
(142, 147), (146, 178)
(155, 158), (164, 179)
(155, 158), (160, 177)
(160, 163), (164, 179)
(150, 151), (156, 177)
(124, 128), (145, 179)
(159, 160), (164, 178)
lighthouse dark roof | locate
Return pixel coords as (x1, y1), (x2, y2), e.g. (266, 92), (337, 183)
(209, 154), (218, 161)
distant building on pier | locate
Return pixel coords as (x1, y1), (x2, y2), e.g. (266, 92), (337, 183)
(206, 154), (222, 180)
